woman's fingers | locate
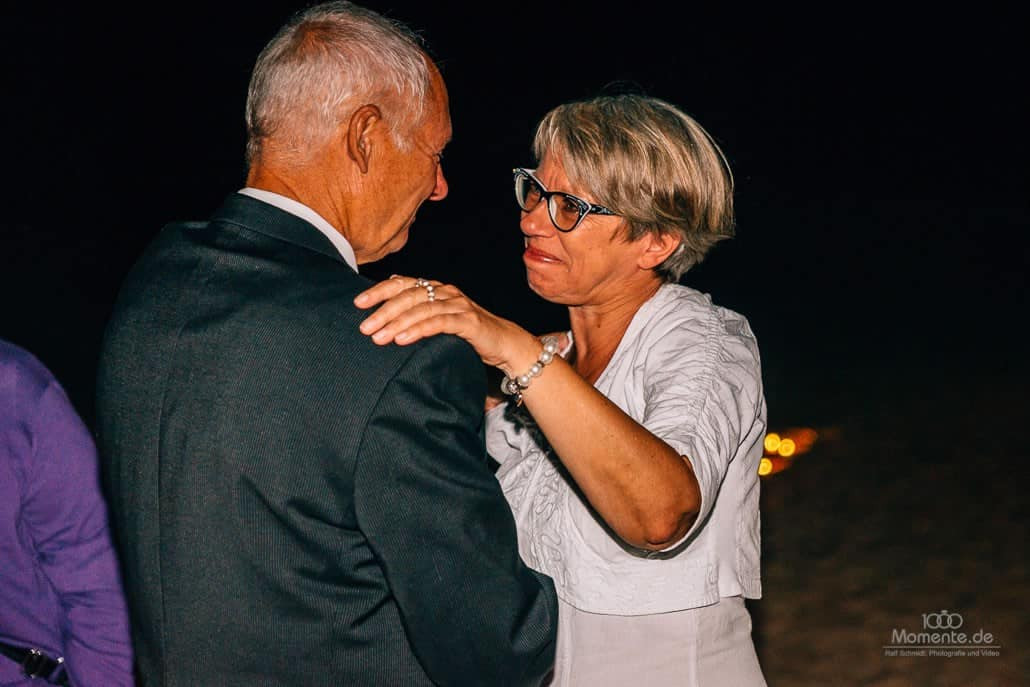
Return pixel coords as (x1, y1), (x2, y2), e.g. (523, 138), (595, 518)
(357, 281), (533, 373)
(358, 280), (454, 335)
(360, 285), (468, 342)
(370, 302), (467, 345)
(353, 275), (407, 309)
(358, 289), (424, 335)
(354, 277), (517, 363)
(392, 310), (466, 345)
(354, 275), (444, 309)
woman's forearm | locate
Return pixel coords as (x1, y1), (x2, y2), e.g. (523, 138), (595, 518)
(513, 353), (701, 551)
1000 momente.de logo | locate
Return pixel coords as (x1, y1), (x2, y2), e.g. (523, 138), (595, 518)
(883, 610), (1001, 658)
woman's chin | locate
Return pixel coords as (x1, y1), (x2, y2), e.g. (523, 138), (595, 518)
(525, 271), (570, 305)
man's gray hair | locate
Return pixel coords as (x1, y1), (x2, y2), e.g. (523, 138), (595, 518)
(245, 1), (431, 165)
(533, 95), (735, 282)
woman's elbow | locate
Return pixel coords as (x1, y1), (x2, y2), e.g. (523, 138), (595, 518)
(623, 460), (703, 550)
(639, 459), (704, 549)
(639, 507), (699, 551)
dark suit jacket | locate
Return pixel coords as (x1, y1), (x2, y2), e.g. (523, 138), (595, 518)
(96, 193), (557, 686)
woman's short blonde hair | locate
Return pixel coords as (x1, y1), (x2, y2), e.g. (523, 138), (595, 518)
(533, 95), (735, 281)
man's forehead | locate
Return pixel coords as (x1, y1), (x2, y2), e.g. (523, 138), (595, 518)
(429, 69), (449, 117)
(429, 93), (452, 145)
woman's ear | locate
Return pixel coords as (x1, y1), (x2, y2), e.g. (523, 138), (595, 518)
(637, 232), (681, 270)
(345, 104), (382, 174)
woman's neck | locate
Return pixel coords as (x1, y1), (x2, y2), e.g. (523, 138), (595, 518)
(568, 280), (664, 384)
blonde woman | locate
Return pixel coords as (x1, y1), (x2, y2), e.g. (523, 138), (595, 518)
(357, 94), (767, 686)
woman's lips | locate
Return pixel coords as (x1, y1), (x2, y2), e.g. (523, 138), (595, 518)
(523, 245), (561, 263)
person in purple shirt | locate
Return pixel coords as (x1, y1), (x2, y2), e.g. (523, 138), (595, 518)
(0, 339), (133, 686)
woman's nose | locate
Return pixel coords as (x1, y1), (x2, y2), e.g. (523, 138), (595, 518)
(519, 201), (555, 237)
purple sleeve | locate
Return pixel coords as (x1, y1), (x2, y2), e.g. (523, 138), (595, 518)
(21, 381), (135, 685)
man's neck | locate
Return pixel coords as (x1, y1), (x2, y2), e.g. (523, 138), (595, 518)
(242, 166), (358, 270)
(252, 163), (351, 224)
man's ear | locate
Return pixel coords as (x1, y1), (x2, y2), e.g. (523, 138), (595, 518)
(637, 231), (682, 271)
(346, 104), (382, 174)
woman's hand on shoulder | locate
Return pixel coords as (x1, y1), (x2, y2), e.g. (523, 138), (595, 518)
(354, 275), (540, 373)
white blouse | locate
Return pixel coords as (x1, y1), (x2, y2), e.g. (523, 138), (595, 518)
(486, 283), (766, 615)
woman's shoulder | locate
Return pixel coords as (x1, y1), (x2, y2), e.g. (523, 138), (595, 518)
(635, 284), (758, 349)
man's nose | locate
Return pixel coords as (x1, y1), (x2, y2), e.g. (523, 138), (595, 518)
(429, 165), (448, 201)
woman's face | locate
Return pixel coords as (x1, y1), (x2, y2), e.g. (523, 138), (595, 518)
(520, 154), (659, 307)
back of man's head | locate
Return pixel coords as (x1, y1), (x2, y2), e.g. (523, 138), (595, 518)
(245, 1), (430, 167)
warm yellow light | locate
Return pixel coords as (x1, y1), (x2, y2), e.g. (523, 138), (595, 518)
(758, 458), (773, 476)
(777, 438), (796, 457)
(764, 433), (781, 453)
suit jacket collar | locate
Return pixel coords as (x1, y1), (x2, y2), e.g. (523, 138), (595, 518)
(210, 192), (352, 269)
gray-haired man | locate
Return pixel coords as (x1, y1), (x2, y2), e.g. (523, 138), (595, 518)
(97, 3), (557, 685)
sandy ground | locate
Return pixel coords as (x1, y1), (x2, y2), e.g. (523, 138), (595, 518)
(751, 364), (1028, 685)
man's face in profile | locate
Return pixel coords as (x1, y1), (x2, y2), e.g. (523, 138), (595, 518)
(359, 65), (451, 262)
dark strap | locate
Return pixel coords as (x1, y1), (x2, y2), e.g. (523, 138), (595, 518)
(0, 640), (70, 685)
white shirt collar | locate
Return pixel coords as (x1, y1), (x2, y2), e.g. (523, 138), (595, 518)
(238, 187), (358, 272)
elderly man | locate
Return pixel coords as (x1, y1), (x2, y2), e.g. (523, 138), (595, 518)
(96, 3), (557, 685)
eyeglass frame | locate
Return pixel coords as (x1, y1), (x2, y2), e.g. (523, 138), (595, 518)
(512, 167), (617, 233)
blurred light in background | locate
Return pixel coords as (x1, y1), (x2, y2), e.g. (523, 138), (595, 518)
(759, 427), (822, 477)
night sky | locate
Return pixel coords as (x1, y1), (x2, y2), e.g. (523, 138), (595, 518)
(3, 3), (1026, 436)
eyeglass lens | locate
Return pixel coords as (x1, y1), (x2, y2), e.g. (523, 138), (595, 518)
(515, 172), (586, 231)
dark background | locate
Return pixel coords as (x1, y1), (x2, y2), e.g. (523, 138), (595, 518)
(3, 4), (1025, 431)
(3, 3), (1028, 682)
(3, 4), (1027, 427)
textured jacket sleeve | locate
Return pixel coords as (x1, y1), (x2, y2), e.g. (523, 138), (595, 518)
(22, 380), (134, 686)
(353, 336), (557, 687)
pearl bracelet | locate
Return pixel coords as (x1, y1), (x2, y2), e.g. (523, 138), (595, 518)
(500, 335), (560, 406)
